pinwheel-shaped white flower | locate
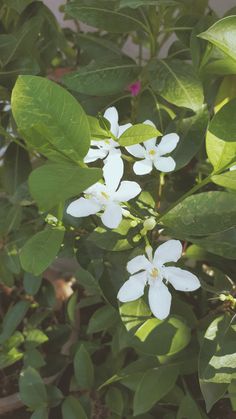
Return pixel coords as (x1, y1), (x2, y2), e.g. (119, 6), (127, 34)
(66, 158), (141, 229)
(117, 240), (200, 320)
(126, 120), (179, 175)
(84, 106), (131, 164)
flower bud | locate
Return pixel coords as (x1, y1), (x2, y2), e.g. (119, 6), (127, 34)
(143, 217), (156, 231)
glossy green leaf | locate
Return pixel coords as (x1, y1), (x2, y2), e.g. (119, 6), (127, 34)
(62, 396), (88, 419)
(0, 301), (30, 344)
(162, 192), (236, 236)
(119, 123), (161, 146)
(148, 59), (204, 111)
(0, 348), (23, 369)
(65, 3), (146, 33)
(63, 59), (140, 96)
(19, 367), (47, 410)
(118, 0), (177, 8)
(20, 228), (65, 275)
(190, 228), (236, 259)
(199, 16), (236, 62)
(29, 162), (102, 211)
(133, 365), (179, 415)
(74, 344), (94, 389)
(12, 76), (90, 161)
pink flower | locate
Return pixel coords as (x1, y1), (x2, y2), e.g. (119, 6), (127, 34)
(128, 80), (141, 96)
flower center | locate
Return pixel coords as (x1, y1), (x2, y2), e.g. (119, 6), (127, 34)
(149, 149), (156, 156)
(150, 267), (158, 279)
(101, 191), (110, 200)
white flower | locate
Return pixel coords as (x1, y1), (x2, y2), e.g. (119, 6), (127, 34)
(84, 106), (131, 164)
(117, 240), (200, 320)
(230, 165), (236, 171)
(66, 156), (141, 229)
(126, 120), (179, 175)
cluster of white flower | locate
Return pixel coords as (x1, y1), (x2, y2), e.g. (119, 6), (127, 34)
(67, 107), (200, 320)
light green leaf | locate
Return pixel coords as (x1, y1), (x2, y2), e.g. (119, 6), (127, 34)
(74, 344), (94, 389)
(199, 16), (236, 62)
(162, 191), (236, 236)
(0, 348), (23, 369)
(148, 59), (204, 111)
(119, 123), (161, 146)
(25, 329), (48, 349)
(29, 162), (102, 211)
(133, 365), (179, 415)
(12, 76), (90, 161)
(19, 367), (47, 410)
(63, 59), (140, 96)
(20, 227), (65, 275)
(208, 97), (236, 142)
(206, 131), (236, 170)
(212, 170), (236, 190)
(62, 396), (88, 419)
(118, 0), (177, 8)
(65, 3), (146, 33)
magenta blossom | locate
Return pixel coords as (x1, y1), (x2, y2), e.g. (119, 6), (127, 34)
(128, 80), (141, 96)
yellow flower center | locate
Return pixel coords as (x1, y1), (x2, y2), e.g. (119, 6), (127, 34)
(149, 149), (156, 156)
(150, 267), (158, 279)
(101, 191), (110, 200)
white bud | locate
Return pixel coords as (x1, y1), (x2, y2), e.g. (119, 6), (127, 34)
(143, 217), (156, 231)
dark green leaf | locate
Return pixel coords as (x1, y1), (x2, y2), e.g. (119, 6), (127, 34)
(3, 143), (31, 194)
(177, 394), (202, 419)
(0, 301), (30, 344)
(19, 367), (47, 410)
(62, 396), (88, 419)
(74, 344), (94, 389)
(20, 228), (65, 275)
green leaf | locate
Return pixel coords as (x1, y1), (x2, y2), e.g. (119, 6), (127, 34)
(105, 387), (124, 416)
(75, 267), (101, 294)
(19, 367), (47, 410)
(0, 348), (23, 369)
(74, 344), (94, 389)
(171, 107), (208, 170)
(65, 3), (146, 33)
(29, 162), (102, 211)
(88, 222), (133, 251)
(177, 394), (202, 419)
(199, 314), (233, 411)
(190, 228), (236, 259)
(25, 329), (48, 349)
(87, 115), (110, 139)
(3, 143), (31, 194)
(120, 300), (191, 356)
(133, 365), (179, 415)
(63, 59), (140, 96)
(31, 408), (48, 419)
(119, 123), (161, 146)
(118, 0), (177, 8)
(229, 380), (236, 411)
(208, 97), (236, 142)
(23, 273), (42, 296)
(87, 305), (118, 334)
(206, 131), (236, 170)
(5, 0), (35, 14)
(20, 227), (65, 275)
(148, 59), (204, 111)
(11, 75), (90, 162)
(0, 301), (30, 344)
(62, 396), (88, 419)
(162, 192), (236, 236)
(199, 16), (236, 62)
(212, 170), (236, 190)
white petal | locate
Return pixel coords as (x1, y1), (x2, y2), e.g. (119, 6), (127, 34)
(85, 182), (104, 195)
(118, 123), (132, 137)
(66, 197), (101, 217)
(117, 271), (147, 302)
(133, 159), (153, 175)
(154, 240), (182, 265)
(84, 148), (107, 163)
(142, 120), (157, 150)
(114, 181), (141, 202)
(103, 154), (124, 192)
(101, 202), (122, 229)
(148, 281), (171, 320)
(154, 156), (176, 172)
(144, 119), (156, 128)
(127, 255), (152, 274)
(164, 267), (200, 291)
(157, 133), (179, 155)
(103, 107), (119, 137)
(126, 144), (145, 158)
